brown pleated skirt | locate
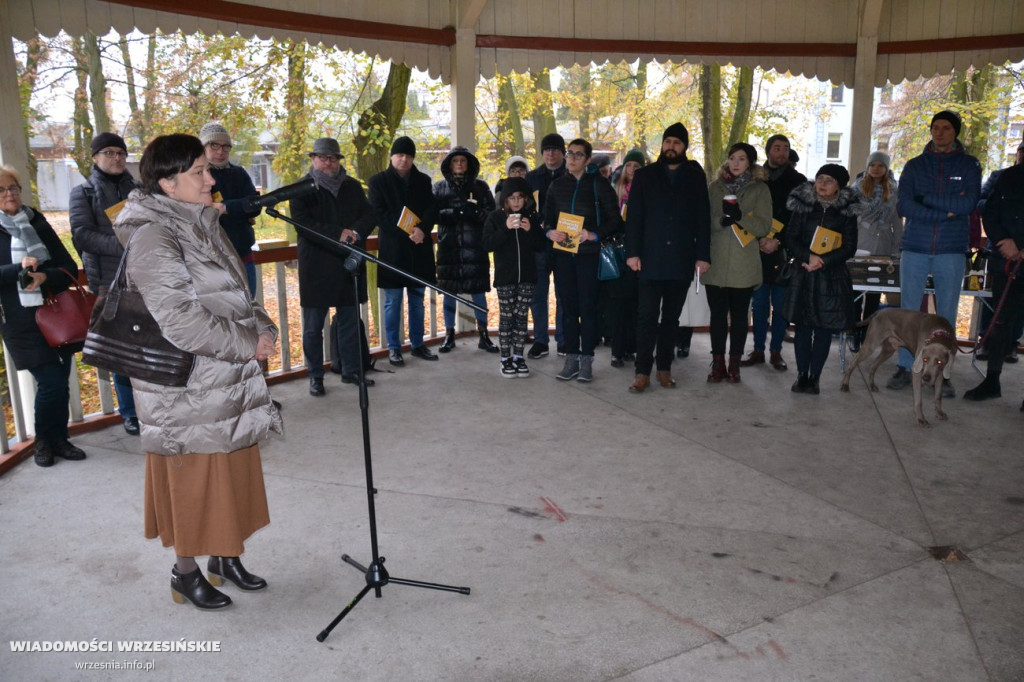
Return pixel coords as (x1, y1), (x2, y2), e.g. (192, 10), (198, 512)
(144, 444), (270, 557)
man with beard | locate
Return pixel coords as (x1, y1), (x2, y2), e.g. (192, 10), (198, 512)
(368, 136), (440, 366)
(740, 134), (805, 371)
(69, 132), (140, 435)
(525, 133), (568, 359)
(624, 123), (711, 393)
(291, 138), (375, 394)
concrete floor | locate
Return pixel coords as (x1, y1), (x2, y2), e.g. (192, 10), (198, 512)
(1, 333), (1022, 681)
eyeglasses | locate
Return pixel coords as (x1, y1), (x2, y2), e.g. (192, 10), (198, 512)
(98, 150), (128, 159)
(313, 154), (340, 162)
(0, 185), (22, 195)
(565, 151), (588, 160)
(207, 143), (232, 152)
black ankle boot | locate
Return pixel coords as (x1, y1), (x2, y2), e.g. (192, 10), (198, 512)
(439, 328), (456, 353)
(207, 556), (267, 591)
(964, 374), (1001, 401)
(478, 330), (498, 353)
(806, 374), (820, 395)
(171, 567), (232, 609)
(791, 373), (809, 393)
(34, 440), (56, 467)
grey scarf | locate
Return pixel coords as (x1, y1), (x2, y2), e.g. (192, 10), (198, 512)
(311, 167), (346, 197)
(0, 207), (49, 306)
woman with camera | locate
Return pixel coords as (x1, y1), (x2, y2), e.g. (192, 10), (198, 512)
(0, 165), (86, 467)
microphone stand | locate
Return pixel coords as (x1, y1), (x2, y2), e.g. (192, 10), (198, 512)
(264, 207), (478, 642)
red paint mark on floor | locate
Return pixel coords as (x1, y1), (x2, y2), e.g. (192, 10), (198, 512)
(540, 496), (567, 522)
(768, 639), (788, 660)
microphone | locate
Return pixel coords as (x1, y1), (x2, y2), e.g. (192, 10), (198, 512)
(242, 177), (318, 212)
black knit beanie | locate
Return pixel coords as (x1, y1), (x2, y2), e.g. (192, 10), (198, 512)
(815, 163), (850, 188)
(930, 110), (962, 137)
(91, 132), (127, 157)
(390, 136), (417, 157)
(540, 133), (566, 153)
(727, 142), (757, 166)
(663, 123), (689, 148)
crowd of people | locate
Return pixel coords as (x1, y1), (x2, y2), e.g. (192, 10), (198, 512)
(6, 106), (1021, 609)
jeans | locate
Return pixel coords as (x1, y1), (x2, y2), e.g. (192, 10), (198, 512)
(384, 287), (426, 350)
(244, 260), (258, 298)
(750, 282), (788, 352)
(553, 251), (600, 356)
(897, 251), (965, 370)
(530, 249), (563, 345)
(26, 348), (74, 442)
(443, 293), (488, 328)
(303, 305), (360, 377)
(113, 373), (136, 419)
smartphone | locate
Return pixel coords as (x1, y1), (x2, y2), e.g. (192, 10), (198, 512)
(18, 267), (34, 289)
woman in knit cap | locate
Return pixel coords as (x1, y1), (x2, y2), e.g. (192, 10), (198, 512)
(782, 164), (859, 395)
(494, 155), (528, 197)
(850, 151), (902, 329)
(703, 142), (773, 383)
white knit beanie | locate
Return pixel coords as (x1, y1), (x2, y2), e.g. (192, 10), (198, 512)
(199, 123), (231, 146)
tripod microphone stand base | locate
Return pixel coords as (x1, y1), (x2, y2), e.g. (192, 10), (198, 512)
(316, 555), (471, 642)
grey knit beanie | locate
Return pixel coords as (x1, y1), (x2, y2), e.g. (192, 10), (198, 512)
(199, 123), (231, 146)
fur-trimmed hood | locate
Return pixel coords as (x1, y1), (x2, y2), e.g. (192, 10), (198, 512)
(715, 162), (768, 184)
(786, 181), (859, 216)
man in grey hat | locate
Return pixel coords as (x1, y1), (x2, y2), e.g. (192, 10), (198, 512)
(291, 137), (376, 394)
(69, 132), (140, 435)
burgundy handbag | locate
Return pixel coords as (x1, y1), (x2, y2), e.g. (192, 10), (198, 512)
(34, 269), (97, 348)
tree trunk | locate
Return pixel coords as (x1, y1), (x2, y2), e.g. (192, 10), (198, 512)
(530, 70), (557, 165)
(71, 38), (94, 178)
(578, 65), (592, 141)
(496, 75), (525, 157)
(952, 65), (993, 165)
(726, 66), (754, 149)
(18, 38), (47, 187)
(142, 35), (156, 142)
(118, 37), (142, 146)
(353, 61), (412, 181)
(699, 64), (722, 181)
(634, 61), (649, 155)
(272, 40), (309, 188)
(84, 32), (110, 135)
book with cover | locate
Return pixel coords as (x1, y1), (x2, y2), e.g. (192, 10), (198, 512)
(810, 225), (843, 255)
(104, 200), (128, 223)
(732, 224), (756, 247)
(397, 206), (421, 235)
(553, 212), (584, 254)
(767, 218), (784, 238)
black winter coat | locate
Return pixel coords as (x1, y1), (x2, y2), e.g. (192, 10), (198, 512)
(482, 179), (546, 286)
(69, 166), (137, 290)
(433, 149), (496, 293)
(624, 160), (711, 282)
(291, 171), (375, 307)
(368, 164), (437, 289)
(210, 163), (260, 259)
(781, 183), (859, 332)
(761, 163), (807, 284)
(0, 208), (81, 369)
(543, 169), (621, 255)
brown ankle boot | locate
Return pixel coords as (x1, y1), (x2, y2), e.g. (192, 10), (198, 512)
(707, 354), (726, 383)
(629, 373), (650, 393)
(739, 350), (764, 367)
(726, 355), (741, 383)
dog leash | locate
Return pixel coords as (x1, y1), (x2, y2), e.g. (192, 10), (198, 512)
(968, 257), (1022, 356)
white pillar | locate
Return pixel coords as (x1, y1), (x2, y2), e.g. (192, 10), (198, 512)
(449, 26), (480, 333)
(0, 1), (32, 203)
(849, 0), (883, 172)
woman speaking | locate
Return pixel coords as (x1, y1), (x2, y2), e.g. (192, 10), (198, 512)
(114, 134), (282, 610)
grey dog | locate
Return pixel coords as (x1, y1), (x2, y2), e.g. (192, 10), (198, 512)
(840, 308), (956, 426)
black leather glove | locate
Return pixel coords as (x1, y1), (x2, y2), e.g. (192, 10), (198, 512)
(722, 199), (742, 221)
(720, 215), (738, 228)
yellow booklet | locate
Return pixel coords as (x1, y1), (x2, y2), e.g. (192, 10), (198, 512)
(104, 199), (128, 223)
(397, 206), (420, 235)
(810, 226), (843, 255)
(620, 203), (628, 221)
(767, 218), (784, 239)
(732, 224), (756, 247)
(553, 212), (584, 254)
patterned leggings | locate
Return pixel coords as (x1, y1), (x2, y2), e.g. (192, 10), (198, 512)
(496, 283), (535, 357)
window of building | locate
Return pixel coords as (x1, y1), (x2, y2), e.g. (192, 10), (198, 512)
(827, 133), (842, 160)
(876, 137), (890, 154)
(830, 84), (844, 103)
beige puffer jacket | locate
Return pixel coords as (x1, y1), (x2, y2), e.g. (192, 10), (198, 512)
(113, 190), (282, 456)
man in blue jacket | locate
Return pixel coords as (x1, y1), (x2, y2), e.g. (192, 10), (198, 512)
(888, 111), (981, 396)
